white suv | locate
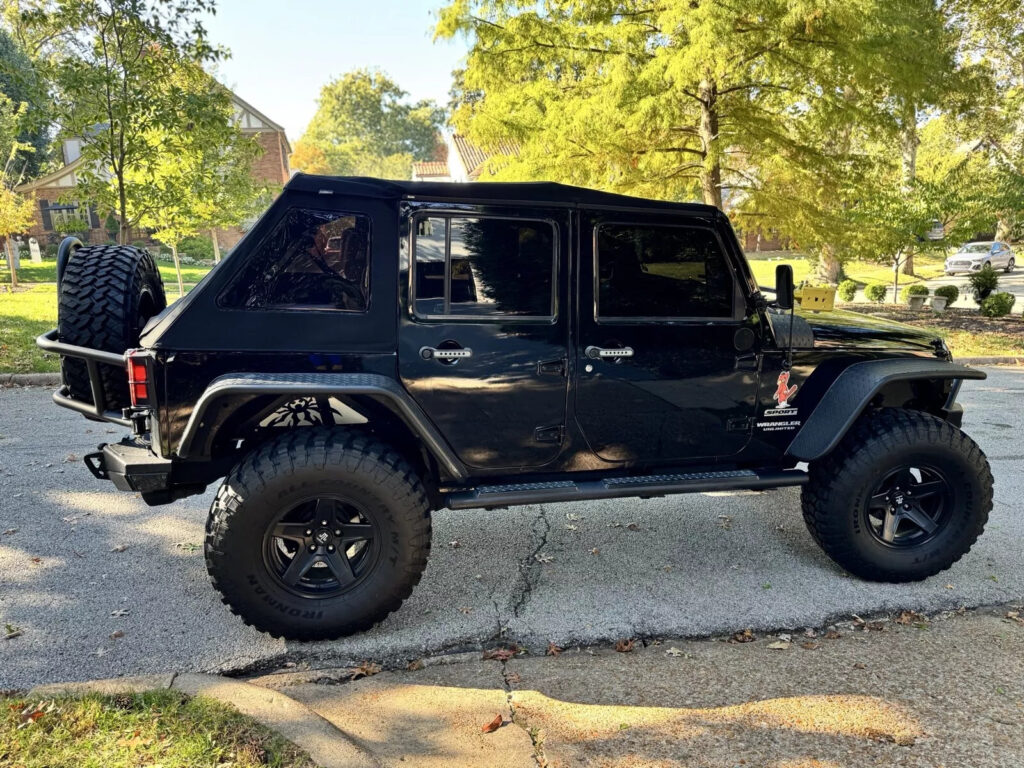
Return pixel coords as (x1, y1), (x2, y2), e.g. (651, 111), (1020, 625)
(945, 241), (1015, 275)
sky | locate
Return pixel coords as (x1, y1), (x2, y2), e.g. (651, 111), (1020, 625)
(202, 0), (469, 143)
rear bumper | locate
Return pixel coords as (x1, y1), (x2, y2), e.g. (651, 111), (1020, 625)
(86, 441), (172, 493)
(36, 328), (131, 427)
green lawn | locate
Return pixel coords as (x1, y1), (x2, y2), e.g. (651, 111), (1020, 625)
(744, 251), (948, 288)
(1, 257), (213, 285)
(1, 689), (311, 768)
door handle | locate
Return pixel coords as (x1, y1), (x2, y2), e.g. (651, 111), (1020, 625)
(585, 345), (634, 360)
(420, 346), (473, 361)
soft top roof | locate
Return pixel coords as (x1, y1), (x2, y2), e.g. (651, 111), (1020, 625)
(285, 173), (718, 214)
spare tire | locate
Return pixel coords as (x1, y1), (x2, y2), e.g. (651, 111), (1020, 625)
(58, 244), (166, 411)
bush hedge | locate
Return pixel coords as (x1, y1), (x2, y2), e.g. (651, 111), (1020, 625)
(979, 292), (1016, 318)
(837, 279), (857, 302)
(901, 284), (929, 303)
(864, 283), (888, 303)
(969, 265), (999, 302)
(933, 285), (959, 305)
(179, 235), (215, 262)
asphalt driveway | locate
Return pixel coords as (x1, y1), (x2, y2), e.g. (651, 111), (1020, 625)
(2, 369), (1023, 690)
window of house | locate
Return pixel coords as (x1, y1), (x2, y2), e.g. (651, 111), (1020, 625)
(412, 215), (555, 318)
(596, 223), (734, 319)
(220, 208), (370, 311)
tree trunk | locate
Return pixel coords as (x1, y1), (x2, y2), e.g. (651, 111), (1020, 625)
(171, 243), (184, 298)
(900, 108), (918, 276)
(816, 244), (842, 284)
(698, 78), (723, 209)
(210, 229), (221, 264)
(118, 175), (129, 246)
(5, 238), (17, 288)
(995, 217), (1012, 242)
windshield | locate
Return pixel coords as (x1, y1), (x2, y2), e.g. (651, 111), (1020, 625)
(959, 243), (991, 254)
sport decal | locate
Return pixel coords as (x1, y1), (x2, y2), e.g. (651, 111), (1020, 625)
(758, 370), (801, 431)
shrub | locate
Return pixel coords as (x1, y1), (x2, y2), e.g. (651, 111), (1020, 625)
(864, 283), (888, 303)
(837, 279), (857, 302)
(979, 291), (1016, 318)
(179, 235), (214, 262)
(933, 285), (959, 305)
(901, 284), (929, 303)
(968, 264), (999, 302)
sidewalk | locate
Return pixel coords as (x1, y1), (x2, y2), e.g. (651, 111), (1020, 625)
(246, 604), (1023, 768)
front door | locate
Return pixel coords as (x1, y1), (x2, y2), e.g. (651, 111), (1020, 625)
(398, 205), (570, 471)
(574, 213), (760, 465)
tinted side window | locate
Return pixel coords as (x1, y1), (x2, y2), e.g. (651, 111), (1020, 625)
(413, 216), (555, 318)
(221, 208), (370, 311)
(596, 224), (733, 319)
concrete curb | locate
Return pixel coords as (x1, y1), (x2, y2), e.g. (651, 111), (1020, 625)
(956, 356), (1024, 366)
(1, 372), (61, 387)
(27, 673), (379, 768)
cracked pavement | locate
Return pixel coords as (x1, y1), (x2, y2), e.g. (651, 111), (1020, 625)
(2, 368), (1024, 690)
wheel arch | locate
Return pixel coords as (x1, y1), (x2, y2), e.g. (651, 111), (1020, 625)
(786, 359), (986, 462)
(175, 373), (467, 485)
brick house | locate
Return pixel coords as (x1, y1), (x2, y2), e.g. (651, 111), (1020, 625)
(16, 89), (290, 251)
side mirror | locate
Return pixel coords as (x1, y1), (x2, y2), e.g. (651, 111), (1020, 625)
(775, 264), (794, 310)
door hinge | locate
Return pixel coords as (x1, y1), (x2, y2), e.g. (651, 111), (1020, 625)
(534, 425), (565, 444)
(726, 417), (754, 433)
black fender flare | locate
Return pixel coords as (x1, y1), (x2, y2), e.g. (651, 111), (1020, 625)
(175, 372), (467, 479)
(785, 358), (986, 462)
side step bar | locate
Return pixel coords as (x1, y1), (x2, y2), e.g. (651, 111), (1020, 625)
(445, 468), (808, 510)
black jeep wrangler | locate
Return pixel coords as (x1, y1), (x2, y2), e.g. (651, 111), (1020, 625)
(39, 175), (993, 640)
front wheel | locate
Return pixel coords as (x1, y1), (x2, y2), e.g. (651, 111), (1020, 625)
(801, 409), (992, 582)
(205, 429), (432, 640)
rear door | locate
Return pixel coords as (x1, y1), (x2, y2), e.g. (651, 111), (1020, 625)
(573, 212), (761, 465)
(398, 204), (570, 471)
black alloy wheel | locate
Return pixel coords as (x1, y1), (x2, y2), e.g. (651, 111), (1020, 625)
(264, 496), (379, 598)
(865, 465), (951, 548)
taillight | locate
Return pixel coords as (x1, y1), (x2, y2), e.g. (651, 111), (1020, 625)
(126, 352), (149, 405)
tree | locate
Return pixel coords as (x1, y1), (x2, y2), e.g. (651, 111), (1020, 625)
(14, 0), (226, 243)
(0, 91), (34, 286)
(0, 27), (49, 178)
(292, 69), (443, 179)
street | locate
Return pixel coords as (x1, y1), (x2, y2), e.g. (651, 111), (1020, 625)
(2, 369), (1023, 690)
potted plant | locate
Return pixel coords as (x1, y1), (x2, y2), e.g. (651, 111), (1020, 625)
(931, 285), (959, 312)
(901, 284), (929, 310)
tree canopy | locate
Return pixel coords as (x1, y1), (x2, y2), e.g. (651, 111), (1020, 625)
(291, 69), (443, 179)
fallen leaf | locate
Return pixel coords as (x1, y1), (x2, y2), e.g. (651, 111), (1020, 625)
(63, 454), (78, 463)
(564, 524), (578, 531)
(174, 542), (200, 552)
(94, 647), (109, 657)
(505, 672), (522, 684)
(406, 659), (424, 671)
(449, 539), (460, 548)
(29, 557), (41, 565)
(111, 544), (129, 553)
(945, 583), (955, 590)
(2, 528), (16, 536)
(801, 641), (820, 650)
(534, 552), (554, 564)
(109, 630), (124, 640)
(608, 522), (622, 528)
(4, 625), (22, 640)
(347, 661), (381, 681)
(589, 548), (600, 555)
(766, 641), (791, 650)
(853, 662), (866, 670)
(717, 515), (733, 530)
(665, 647), (686, 657)
(626, 522), (640, 531)
(481, 713), (503, 733)
(482, 646), (517, 662)
(110, 609), (130, 618)
(546, 642), (562, 657)
(615, 638), (635, 653)
(458, 606), (473, 615)
(729, 629), (756, 644)
(895, 610), (927, 625)
(565, 513), (581, 522)
(803, 628), (816, 638)
(824, 630), (842, 640)
(1005, 611), (1023, 625)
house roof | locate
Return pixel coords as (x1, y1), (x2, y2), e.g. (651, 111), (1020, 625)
(286, 172), (718, 214)
(450, 134), (520, 179)
(412, 160), (450, 178)
(229, 90), (292, 154)
(16, 156), (85, 192)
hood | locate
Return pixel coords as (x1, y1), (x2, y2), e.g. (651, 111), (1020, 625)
(796, 308), (944, 353)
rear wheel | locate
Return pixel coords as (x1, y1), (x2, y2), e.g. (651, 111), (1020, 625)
(801, 409), (992, 582)
(205, 429), (432, 640)
(1005, 257), (1015, 273)
(57, 244), (165, 409)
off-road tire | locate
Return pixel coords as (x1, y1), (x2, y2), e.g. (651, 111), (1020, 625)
(204, 428), (432, 640)
(57, 244), (166, 409)
(801, 408), (992, 582)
